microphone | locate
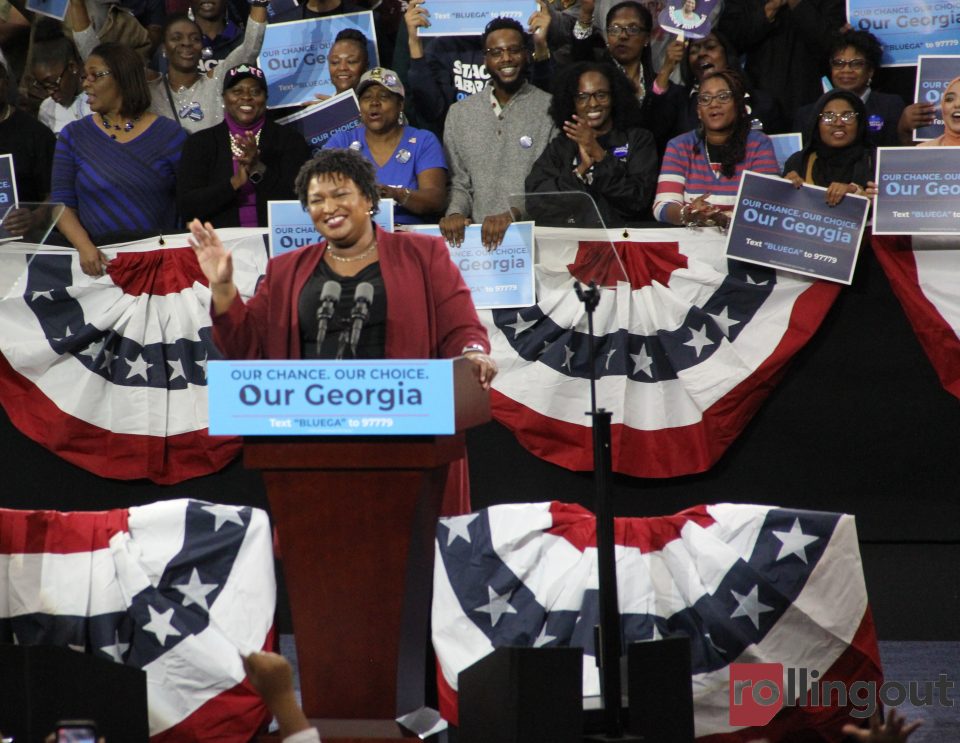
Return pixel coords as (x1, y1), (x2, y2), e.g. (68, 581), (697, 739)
(315, 280), (342, 349)
(336, 282), (374, 359)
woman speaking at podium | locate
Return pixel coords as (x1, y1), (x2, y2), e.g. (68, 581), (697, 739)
(189, 148), (496, 512)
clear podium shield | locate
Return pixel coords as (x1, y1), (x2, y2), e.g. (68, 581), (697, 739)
(509, 191), (627, 287)
(0, 202), (65, 245)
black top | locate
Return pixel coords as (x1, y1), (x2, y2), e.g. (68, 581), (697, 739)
(299, 259), (388, 359)
(0, 109), (56, 202)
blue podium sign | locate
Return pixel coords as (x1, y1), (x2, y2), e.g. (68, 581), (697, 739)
(208, 359), (456, 435)
(874, 146), (960, 235)
(726, 171), (869, 284)
(847, 0), (960, 66)
(410, 222), (535, 309)
(267, 199), (394, 258)
(259, 12), (378, 108)
(418, 0), (533, 36)
(276, 90), (361, 156)
(914, 55), (960, 141)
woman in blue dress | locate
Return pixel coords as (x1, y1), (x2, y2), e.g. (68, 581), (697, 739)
(323, 67), (447, 225)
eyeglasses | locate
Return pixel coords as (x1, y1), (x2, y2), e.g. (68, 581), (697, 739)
(574, 90), (611, 104)
(819, 110), (858, 124)
(696, 90), (734, 106)
(31, 67), (68, 93)
(83, 69), (112, 83)
(484, 45), (524, 60)
(606, 24), (648, 37)
(830, 58), (867, 70)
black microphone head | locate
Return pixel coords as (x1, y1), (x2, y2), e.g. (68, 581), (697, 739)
(321, 280), (342, 302)
(355, 282), (374, 306)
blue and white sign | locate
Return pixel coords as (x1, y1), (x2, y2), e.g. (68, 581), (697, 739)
(208, 359), (456, 435)
(276, 90), (361, 156)
(874, 146), (960, 235)
(26, 0), (68, 20)
(259, 12), (379, 108)
(417, 0), (534, 37)
(410, 222), (535, 309)
(769, 133), (803, 174)
(726, 171), (869, 284)
(0, 155), (17, 210)
(914, 55), (960, 141)
(267, 199), (394, 258)
(847, 0), (960, 66)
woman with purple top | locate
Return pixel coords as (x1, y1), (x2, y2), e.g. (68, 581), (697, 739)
(177, 64), (311, 228)
(51, 43), (187, 276)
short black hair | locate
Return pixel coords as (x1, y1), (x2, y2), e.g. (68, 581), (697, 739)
(682, 30), (741, 85)
(829, 29), (883, 73)
(606, 1), (652, 29)
(549, 61), (642, 130)
(295, 149), (380, 215)
(482, 16), (528, 49)
(332, 28), (370, 67)
(89, 43), (151, 118)
(31, 20), (80, 68)
(162, 14), (201, 42)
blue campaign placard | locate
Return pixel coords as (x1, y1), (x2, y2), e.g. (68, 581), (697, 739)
(874, 146), (960, 235)
(769, 133), (803, 174)
(207, 359), (455, 435)
(276, 89), (361, 156)
(847, 0), (960, 66)
(418, 0), (534, 36)
(259, 12), (379, 108)
(0, 155), (18, 209)
(267, 199), (394, 258)
(410, 222), (535, 309)
(914, 55), (960, 141)
(725, 171), (869, 284)
(26, 0), (68, 20)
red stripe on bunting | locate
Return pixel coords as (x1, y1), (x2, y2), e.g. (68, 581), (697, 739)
(107, 245), (208, 296)
(871, 234), (960, 400)
(0, 351), (240, 485)
(0, 506), (129, 554)
(492, 280), (840, 478)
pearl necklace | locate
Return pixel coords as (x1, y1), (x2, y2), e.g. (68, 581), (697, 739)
(230, 129), (261, 159)
(99, 112), (140, 138)
(326, 241), (377, 263)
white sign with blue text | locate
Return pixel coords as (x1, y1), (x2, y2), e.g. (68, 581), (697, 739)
(913, 55), (960, 141)
(267, 199), (394, 258)
(276, 90), (361, 156)
(846, 0), (960, 66)
(417, 0), (535, 36)
(874, 146), (960, 235)
(259, 12), (379, 107)
(207, 359), (456, 435)
(410, 222), (535, 310)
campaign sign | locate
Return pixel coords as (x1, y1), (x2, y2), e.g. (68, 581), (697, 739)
(259, 12), (379, 108)
(267, 199), (394, 258)
(874, 146), (960, 234)
(26, 0), (68, 20)
(276, 90), (361, 156)
(914, 55), (960, 141)
(769, 133), (803, 174)
(410, 222), (535, 309)
(0, 155), (18, 210)
(847, 0), (960, 66)
(207, 359), (455, 435)
(418, 0), (534, 36)
(657, 0), (715, 39)
(726, 171), (869, 284)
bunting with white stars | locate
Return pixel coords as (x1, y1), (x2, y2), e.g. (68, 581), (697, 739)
(0, 232), (268, 484)
(0, 498), (276, 742)
(481, 227), (840, 478)
(433, 501), (882, 741)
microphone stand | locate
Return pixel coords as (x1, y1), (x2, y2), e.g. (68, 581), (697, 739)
(575, 280), (642, 743)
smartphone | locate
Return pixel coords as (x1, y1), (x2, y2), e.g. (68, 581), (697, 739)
(55, 720), (97, 743)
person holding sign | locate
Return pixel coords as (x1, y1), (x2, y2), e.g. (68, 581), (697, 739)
(177, 64), (310, 227)
(653, 69), (778, 228)
(783, 90), (875, 206)
(918, 76), (960, 148)
(792, 31), (932, 148)
(526, 61), (658, 225)
(323, 67), (446, 224)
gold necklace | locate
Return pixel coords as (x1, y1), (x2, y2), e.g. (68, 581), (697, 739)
(326, 241), (377, 263)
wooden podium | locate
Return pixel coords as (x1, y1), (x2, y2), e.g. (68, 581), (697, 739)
(245, 358), (490, 741)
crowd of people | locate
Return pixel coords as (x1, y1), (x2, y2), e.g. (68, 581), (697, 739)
(0, 0), (951, 272)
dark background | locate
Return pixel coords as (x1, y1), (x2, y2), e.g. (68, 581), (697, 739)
(1, 249), (957, 640)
